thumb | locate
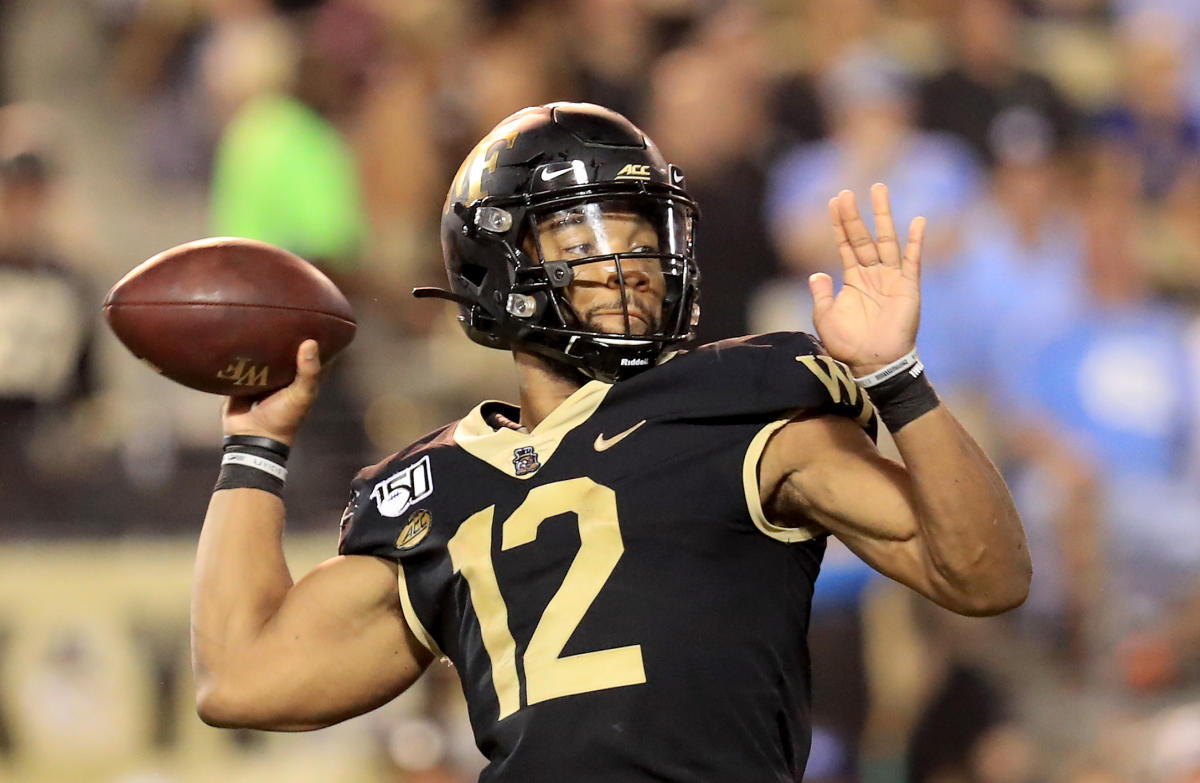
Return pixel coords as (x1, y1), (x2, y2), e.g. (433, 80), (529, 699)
(809, 272), (835, 320)
(285, 339), (322, 407)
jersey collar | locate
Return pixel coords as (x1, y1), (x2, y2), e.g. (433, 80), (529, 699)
(454, 380), (612, 479)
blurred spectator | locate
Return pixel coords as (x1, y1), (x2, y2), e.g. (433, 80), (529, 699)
(210, 91), (366, 264)
(208, 9), (367, 270)
(906, 665), (1015, 783)
(564, 0), (657, 121)
(757, 46), (983, 333)
(1112, 0), (1200, 124)
(989, 147), (1200, 695)
(1088, 9), (1200, 304)
(438, 0), (570, 156)
(0, 0), (9, 105)
(1090, 11), (1200, 203)
(351, 5), (452, 337)
(0, 145), (97, 532)
(1023, 0), (1109, 19)
(1147, 702), (1200, 782)
(924, 105), (1088, 404)
(644, 5), (784, 343)
(918, 0), (1080, 166)
(798, 0), (885, 77)
(108, 0), (215, 183)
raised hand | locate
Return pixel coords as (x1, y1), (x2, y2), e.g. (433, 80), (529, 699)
(222, 339), (322, 445)
(808, 184), (925, 376)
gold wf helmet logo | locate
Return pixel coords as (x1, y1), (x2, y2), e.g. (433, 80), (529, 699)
(216, 358), (270, 387)
(614, 163), (652, 181)
(443, 128), (520, 213)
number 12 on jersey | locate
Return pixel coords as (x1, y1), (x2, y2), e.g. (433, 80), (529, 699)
(446, 477), (646, 719)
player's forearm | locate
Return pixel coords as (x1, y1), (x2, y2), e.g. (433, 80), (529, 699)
(191, 488), (294, 704)
(891, 405), (1031, 615)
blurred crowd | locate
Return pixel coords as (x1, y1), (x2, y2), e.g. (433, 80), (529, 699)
(1, 0), (1200, 781)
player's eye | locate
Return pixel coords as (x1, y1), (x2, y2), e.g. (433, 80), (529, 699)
(563, 243), (595, 257)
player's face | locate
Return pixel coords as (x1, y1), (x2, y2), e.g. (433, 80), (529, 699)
(533, 205), (666, 336)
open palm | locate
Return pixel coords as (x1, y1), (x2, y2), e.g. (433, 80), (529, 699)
(809, 184), (926, 377)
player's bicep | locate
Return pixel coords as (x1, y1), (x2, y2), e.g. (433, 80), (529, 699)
(759, 416), (953, 603)
(203, 554), (432, 731)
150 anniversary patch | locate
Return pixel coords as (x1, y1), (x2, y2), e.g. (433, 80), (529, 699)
(371, 455), (433, 518)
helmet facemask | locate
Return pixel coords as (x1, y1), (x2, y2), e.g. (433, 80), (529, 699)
(501, 194), (698, 381)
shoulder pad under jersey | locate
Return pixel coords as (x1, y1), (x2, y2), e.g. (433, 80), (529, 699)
(337, 422), (456, 558)
(627, 332), (878, 436)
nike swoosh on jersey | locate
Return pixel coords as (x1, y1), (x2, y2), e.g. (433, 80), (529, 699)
(593, 420), (647, 451)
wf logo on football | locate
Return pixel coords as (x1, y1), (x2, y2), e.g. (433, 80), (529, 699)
(216, 357), (270, 387)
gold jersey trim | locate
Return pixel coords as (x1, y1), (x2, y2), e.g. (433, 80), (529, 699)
(453, 380), (613, 478)
(397, 561), (444, 658)
(741, 418), (824, 543)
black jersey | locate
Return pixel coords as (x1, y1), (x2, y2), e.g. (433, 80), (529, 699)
(339, 332), (877, 782)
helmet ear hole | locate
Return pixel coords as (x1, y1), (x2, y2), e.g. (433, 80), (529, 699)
(460, 263), (487, 289)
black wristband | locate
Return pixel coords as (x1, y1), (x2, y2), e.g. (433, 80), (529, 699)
(868, 366), (940, 432)
(214, 463), (285, 496)
(223, 434), (291, 460)
(216, 436), (289, 497)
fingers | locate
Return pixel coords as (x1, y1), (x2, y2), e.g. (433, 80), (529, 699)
(870, 183), (901, 266)
(829, 197), (856, 272)
(901, 216), (926, 282)
(831, 185), (919, 274)
(834, 190), (880, 269)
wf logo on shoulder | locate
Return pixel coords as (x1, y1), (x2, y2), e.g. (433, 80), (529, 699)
(371, 456), (434, 518)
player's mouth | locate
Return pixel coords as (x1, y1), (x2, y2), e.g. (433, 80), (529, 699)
(592, 309), (648, 324)
(588, 308), (657, 335)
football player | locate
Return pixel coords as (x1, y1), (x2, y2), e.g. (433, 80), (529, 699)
(191, 103), (1030, 781)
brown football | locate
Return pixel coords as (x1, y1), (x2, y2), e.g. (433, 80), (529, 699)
(103, 237), (357, 396)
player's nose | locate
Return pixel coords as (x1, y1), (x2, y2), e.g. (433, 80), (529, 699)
(605, 260), (652, 292)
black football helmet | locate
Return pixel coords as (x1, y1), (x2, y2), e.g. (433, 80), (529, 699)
(418, 102), (700, 383)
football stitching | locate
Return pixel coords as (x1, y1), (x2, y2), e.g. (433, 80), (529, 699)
(103, 301), (356, 325)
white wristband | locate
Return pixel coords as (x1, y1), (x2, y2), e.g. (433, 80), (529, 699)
(221, 451), (288, 482)
(853, 348), (924, 388)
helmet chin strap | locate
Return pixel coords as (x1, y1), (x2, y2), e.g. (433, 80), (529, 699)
(506, 331), (661, 384)
(418, 284), (669, 383)
(562, 335), (661, 383)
